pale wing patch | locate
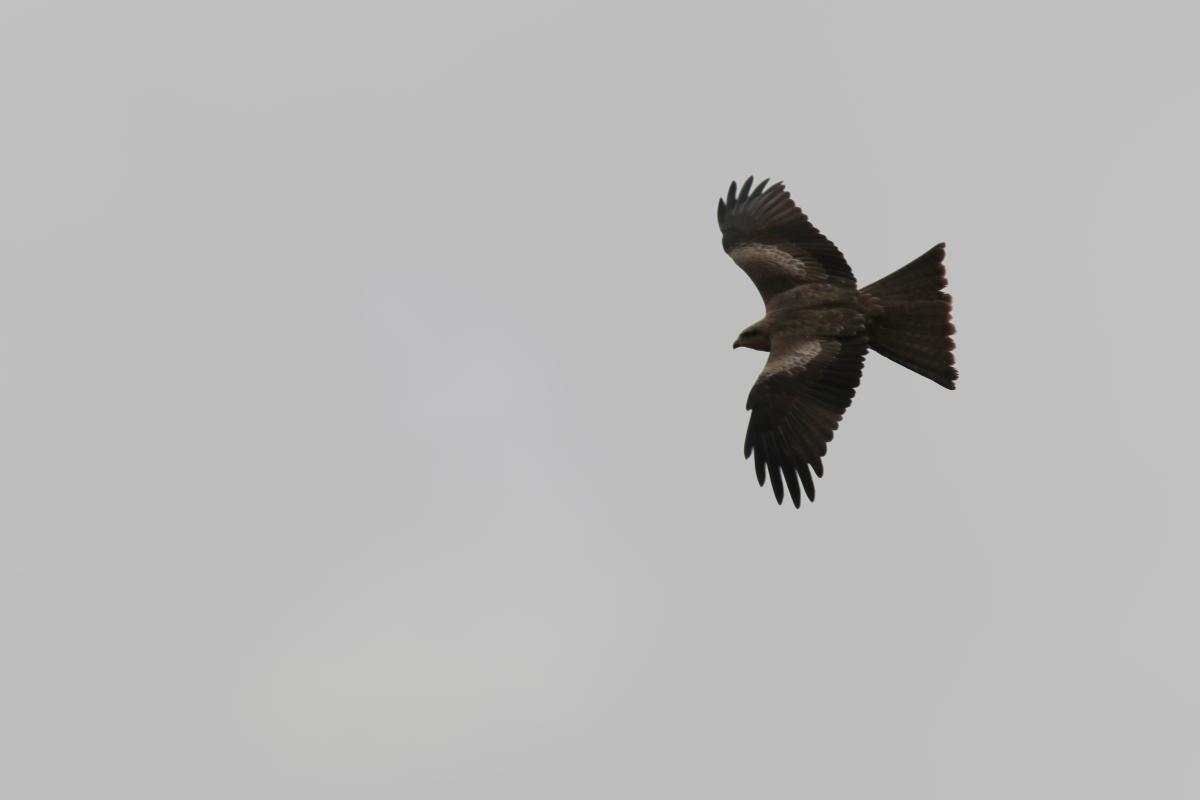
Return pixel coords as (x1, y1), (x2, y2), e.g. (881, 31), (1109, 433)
(763, 339), (825, 377)
(729, 243), (822, 282)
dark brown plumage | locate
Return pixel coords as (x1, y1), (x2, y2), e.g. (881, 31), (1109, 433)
(719, 177), (957, 508)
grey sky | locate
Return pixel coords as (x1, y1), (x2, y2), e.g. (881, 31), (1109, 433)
(2, 1), (1198, 797)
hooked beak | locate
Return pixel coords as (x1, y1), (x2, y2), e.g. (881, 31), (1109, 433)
(732, 339), (742, 349)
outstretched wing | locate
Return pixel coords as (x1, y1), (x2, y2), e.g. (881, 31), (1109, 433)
(717, 177), (857, 305)
(743, 333), (868, 507)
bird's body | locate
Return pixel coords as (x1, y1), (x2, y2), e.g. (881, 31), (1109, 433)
(719, 177), (957, 508)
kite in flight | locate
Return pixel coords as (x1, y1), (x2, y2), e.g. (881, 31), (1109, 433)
(719, 177), (957, 508)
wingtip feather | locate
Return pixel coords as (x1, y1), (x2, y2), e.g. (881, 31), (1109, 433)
(739, 176), (754, 201)
(784, 468), (802, 508)
(768, 462), (784, 504)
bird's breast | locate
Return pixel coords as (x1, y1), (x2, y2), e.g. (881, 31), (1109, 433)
(766, 304), (866, 338)
(766, 283), (859, 311)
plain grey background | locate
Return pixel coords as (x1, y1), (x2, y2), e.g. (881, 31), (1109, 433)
(3, 1), (1198, 797)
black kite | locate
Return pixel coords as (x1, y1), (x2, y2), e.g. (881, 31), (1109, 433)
(720, 177), (957, 507)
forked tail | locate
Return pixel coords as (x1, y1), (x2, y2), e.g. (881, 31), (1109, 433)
(861, 243), (957, 389)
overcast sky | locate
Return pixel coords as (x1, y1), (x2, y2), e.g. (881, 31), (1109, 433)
(3, 1), (1199, 798)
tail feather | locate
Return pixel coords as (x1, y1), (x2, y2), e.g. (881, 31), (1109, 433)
(861, 243), (957, 389)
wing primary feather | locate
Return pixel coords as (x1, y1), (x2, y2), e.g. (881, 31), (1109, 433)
(754, 446), (766, 486)
(784, 466), (802, 508)
(798, 462), (815, 502)
(739, 176), (754, 201)
(767, 461), (784, 504)
(784, 413), (824, 461)
(727, 181), (737, 207)
(754, 177), (769, 196)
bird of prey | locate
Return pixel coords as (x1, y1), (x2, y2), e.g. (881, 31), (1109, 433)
(719, 177), (957, 508)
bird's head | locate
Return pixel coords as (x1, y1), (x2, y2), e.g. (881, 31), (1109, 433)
(733, 325), (770, 351)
